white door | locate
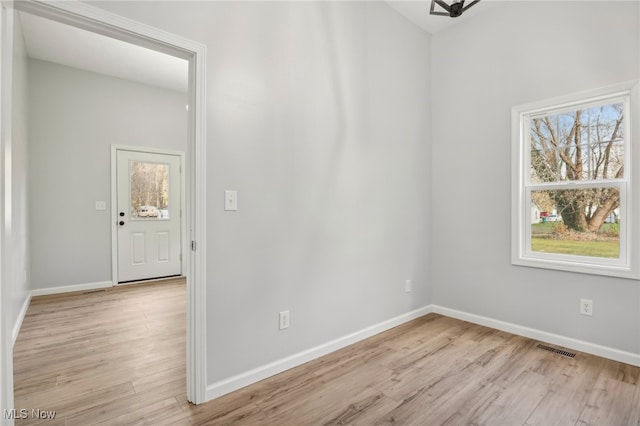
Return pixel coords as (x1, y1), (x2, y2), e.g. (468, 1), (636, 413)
(116, 149), (182, 283)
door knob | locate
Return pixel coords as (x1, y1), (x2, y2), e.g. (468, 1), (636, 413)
(119, 212), (125, 217)
(119, 221), (125, 226)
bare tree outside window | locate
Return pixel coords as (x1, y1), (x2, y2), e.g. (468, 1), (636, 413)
(528, 102), (624, 258)
(513, 83), (639, 278)
(530, 103), (623, 229)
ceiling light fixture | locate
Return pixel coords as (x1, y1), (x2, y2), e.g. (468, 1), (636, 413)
(430, 0), (481, 18)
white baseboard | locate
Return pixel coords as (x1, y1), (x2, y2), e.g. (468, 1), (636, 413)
(31, 281), (113, 297)
(206, 305), (433, 401)
(430, 305), (640, 367)
(12, 292), (32, 346)
(205, 303), (639, 403)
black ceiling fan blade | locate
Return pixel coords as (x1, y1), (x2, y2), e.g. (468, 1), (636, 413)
(432, 0), (452, 13)
(462, 0), (481, 12)
(430, 11), (451, 17)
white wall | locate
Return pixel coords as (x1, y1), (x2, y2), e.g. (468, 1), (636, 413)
(28, 59), (187, 289)
(91, 1), (432, 384)
(432, 2), (640, 355)
(11, 11), (30, 337)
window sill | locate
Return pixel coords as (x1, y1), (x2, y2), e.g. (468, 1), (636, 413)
(512, 255), (640, 280)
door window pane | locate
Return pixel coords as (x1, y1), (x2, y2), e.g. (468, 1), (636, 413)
(130, 161), (170, 220)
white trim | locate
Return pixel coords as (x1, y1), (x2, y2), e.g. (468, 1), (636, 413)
(524, 89), (633, 119)
(187, 36), (207, 405)
(31, 281), (112, 297)
(12, 0), (208, 404)
(110, 145), (186, 286)
(206, 303), (639, 403)
(0, 1), (15, 420)
(511, 80), (640, 280)
(15, 0), (198, 60)
(110, 146), (117, 285)
(111, 144), (185, 157)
(206, 306), (433, 401)
(11, 292), (31, 346)
(431, 305), (640, 367)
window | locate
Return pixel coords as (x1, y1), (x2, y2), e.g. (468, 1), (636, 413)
(512, 82), (640, 279)
(130, 161), (171, 220)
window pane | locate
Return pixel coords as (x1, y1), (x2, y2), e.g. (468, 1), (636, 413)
(531, 188), (619, 258)
(529, 103), (624, 183)
(130, 161), (170, 220)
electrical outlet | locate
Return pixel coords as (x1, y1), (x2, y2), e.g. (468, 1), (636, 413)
(405, 279), (412, 293)
(580, 299), (593, 316)
(279, 310), (290, 330)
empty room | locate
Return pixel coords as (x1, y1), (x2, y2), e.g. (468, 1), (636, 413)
(1, 0), (639, 425)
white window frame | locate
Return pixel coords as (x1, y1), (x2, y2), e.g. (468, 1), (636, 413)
(512, 81), (640, 279)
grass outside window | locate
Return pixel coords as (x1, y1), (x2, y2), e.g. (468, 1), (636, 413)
(531, 222), (619, 258)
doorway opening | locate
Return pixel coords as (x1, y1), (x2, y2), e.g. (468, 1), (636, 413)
(3, 1), (207, 406)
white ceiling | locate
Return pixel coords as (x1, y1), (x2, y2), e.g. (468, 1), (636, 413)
(17, 2), (493, 92)
(18, 12), (189, 93)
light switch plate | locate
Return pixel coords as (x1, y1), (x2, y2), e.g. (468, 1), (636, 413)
(225, 190), (238, 211)
(95, 201), (106, 211)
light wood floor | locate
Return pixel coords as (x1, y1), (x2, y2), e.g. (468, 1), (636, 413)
(14, 280), (640, 425)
